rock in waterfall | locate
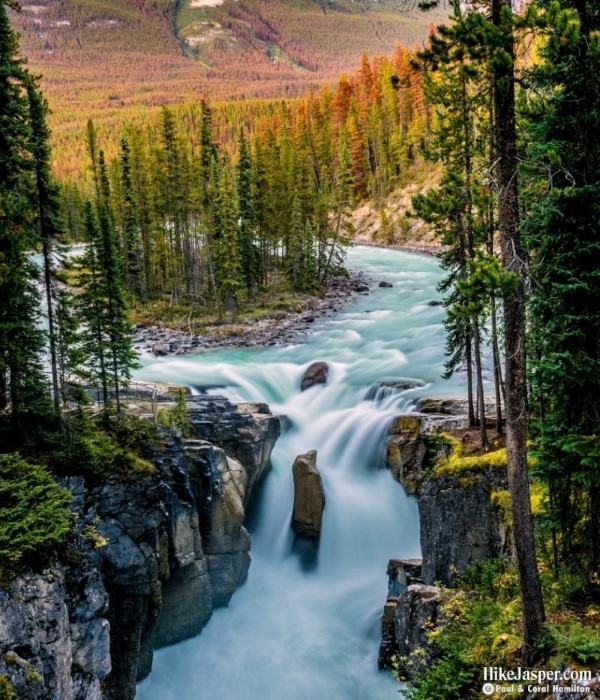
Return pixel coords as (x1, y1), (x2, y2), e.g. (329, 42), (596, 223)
(300, 362), (329, 391)
(291, 450), (325, 539)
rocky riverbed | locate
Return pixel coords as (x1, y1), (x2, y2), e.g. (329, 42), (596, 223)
(133, 271), (382, 356)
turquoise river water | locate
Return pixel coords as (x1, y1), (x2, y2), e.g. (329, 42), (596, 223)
(134, 246), (471, 700)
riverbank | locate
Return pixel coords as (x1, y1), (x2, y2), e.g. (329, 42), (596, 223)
(133, 268), (381, 356)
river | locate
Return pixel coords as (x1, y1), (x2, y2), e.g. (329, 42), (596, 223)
(134, 246), (469, 700)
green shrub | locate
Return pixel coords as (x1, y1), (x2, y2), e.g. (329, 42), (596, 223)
(550, 620), (600, 665)
(103, 413), (160, 457)
(50, 411), (155, 479)
(0, 676), (18, 700)
(0, 455), (72, 569)
(52, 430), (154, 479)
(157, 389), (194, 438)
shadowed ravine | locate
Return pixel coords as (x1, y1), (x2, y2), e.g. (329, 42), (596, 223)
(135, 247), (471, 700)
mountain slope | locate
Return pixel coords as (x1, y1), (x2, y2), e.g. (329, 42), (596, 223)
(9, 0), (445, 176)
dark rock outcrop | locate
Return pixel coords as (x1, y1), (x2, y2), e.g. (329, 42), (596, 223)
(0, 561), (109, 700)
(419, 469), (509, 586)
(186, 396), (280, 503)
(291, 450), (325, 539)
(378, 559), (423, 669)
(0, 397), (280, 700)
(379, 281), (393, 288)
(300, 362), (329, 391)
(379, 402), (511, 681)
(385, 409), (508, 586)
(394, 584), (444, 678)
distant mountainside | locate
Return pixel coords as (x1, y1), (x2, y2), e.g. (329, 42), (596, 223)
(9, 0), (445, 175)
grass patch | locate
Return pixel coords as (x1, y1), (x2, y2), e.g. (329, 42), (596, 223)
(434, 433), (507, 476)
(492, 482), (548, 528)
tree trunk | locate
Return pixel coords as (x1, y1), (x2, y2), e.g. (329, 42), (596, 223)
(493, 0), (545, 659)
(465, 329), (476, 427)
(473, 317), (489, 449)
(42, 238), (61, 413)
(490, 296), (504, 434)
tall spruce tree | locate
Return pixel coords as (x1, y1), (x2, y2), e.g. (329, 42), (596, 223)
(75, 202), (109, 406)
(26, 78), (63, 413)
(96, 154), (138, 411)
(491, 0), (546, 654)
(236, 129), (261, 293)
(0, 1), (51, 437)
(119, 137), (144, 299)
(214, 163), (243, 313)
(413, 1), (494, 445)
(525, 0), (600, 576)
(409, 0), (546, 655)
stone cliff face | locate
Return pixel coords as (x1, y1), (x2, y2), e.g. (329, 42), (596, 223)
(379, 406), (510, 680)
(0, 397), (279, 700)
(0, 562), (109, 700)
(386, 411), (509, 585)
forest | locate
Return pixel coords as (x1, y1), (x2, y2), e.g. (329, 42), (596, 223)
(8, 0), (444, 179)
(1, 0), (600, 697)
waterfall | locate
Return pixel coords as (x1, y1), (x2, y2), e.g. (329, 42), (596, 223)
(136, 247), (469, 700)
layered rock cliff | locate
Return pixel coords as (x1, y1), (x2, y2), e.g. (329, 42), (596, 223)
(379, 405), (511, 677)
(386, 410), (509, 586)
(0, 396), (279, 700)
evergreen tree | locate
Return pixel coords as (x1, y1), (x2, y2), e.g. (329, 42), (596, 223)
(96, 154), (138, 411)
(321, 141), (354, 283)
(411, 0), (546, 655)
(0, 1), (50, 437)
(54, 287), (85, 405)
(413, 1), (493, 443)
(119, 137), (144, 299)
(74, 203), (109, 406)
(236, 129), (261, 293)
(490, 0), (546, 653)
(525, 0), (600, 576)
(26, 77), (63, 413)
(214, 163), (243, 313)
(74, 193), (138, 412)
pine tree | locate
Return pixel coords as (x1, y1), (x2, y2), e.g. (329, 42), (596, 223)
(119, 137), (144, 299)
(96, 154), (138, 411)
(525, 0), (600, 575)
(491, 0), (546, 654)
(74, 203), (109, 406)
(321, 141), (353, 283)
(0, 2), (50, 437)
(75, 191), (138, 413)
(236, 129), (261, 293)
(214, 163), (243, 313)
(26, 77), (63, 413)
(411, 0), (546, 655)
(413, 1), (493, 444)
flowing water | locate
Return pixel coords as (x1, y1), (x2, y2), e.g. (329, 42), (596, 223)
(135, 246), (469, 700)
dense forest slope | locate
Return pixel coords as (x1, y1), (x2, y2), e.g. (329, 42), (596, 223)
(9, 0), (445, 177)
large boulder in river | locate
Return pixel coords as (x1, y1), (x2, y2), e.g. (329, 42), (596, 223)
(300, 362), (329, 391)
(291, 451), (325, 539)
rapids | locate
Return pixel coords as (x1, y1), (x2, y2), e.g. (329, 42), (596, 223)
(135, 246), (471, 700)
